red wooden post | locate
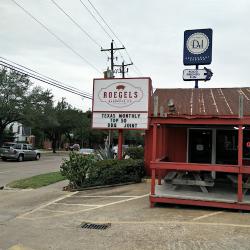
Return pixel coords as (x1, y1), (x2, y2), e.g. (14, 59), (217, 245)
(238, 174), (243, 202)
(151, 124), (157, 195)
(238, 125), (243, 202)
(151, 168), (156, 195)
(118, 129), (123, 160)
(152, 124), (157, 160)
(158, 125), (162, 185)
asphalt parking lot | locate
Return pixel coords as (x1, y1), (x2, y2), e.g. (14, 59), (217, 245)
(1, 182), (250, 250)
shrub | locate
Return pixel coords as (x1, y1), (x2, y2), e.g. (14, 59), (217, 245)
(60, 152), (96, 188)
(86, 159), (145, 186)
(125, 147), (144, 159)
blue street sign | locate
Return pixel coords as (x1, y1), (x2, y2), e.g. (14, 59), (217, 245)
(183, 28), (213, 65)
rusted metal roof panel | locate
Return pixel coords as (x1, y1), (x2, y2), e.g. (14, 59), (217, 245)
(153, 88), (250, 116)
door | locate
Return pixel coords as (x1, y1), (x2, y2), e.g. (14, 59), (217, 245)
(189, 129), (212, 163)
(216, 130), (238, 165)
(27, 144), (36, 159)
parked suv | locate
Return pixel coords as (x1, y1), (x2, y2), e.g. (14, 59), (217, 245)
(0, 143), (40, 161)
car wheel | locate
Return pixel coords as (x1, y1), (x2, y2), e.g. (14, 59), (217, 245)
(2, 157), (7, 161)
(36, 154), (40, 160)
(17, 154), (24, 162)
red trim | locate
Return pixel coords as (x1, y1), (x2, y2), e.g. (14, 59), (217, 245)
(93, 111), (148, 113)
(150, 117), (250, 125)
(150, 115), (250, 119)
(150, 196), (250, 211)
(241, 168), (250, 174)
(151, 161), (239, 173)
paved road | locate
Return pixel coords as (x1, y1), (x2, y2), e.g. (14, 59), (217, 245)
(0, 153), (68, 186)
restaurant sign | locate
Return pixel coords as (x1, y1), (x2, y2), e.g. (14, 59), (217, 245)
(92, 78), (151, 130)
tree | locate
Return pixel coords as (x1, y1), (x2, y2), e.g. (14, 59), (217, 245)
(73, 110), (108, 148)
(28, 98), (83, 153)
(0, 67), (53, 146)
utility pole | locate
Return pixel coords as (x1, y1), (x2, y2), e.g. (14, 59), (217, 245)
(101, 40), (125, 77)
(101, 40), (125, 157)
(114, 61), (133, 78)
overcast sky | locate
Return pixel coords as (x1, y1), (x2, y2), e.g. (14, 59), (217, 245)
(1, 0), (250, 111)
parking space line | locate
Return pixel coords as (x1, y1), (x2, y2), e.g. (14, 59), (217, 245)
(17, 191), (79, 218)
(55, 202), (102, 207)
(40, 208), (71, 214)
(18, 193), (150, 220)
(192, 211), (224, 221)
(74, 195), (140, 198)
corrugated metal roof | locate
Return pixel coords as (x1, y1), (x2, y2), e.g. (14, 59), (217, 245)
(153, 88), (250, 116)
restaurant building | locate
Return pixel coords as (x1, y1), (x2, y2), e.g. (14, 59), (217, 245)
(144, 87), (250, 210)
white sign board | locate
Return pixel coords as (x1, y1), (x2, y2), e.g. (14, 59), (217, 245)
(183, 68), (213, 81)
(93, 112), (148, 129)
(92, 78), (151, 130)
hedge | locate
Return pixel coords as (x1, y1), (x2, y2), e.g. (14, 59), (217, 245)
(125, 146), (144, 159)
(60, 153), (145, 188)
(86, 159), (145, 186)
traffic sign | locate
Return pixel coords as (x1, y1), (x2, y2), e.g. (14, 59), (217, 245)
(183, 29), (213, 65)
(183, 67), (213, 81)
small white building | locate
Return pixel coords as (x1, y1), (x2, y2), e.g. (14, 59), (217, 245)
(8, 122), (31, 142)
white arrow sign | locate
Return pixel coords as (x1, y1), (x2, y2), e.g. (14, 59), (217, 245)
(183, 68), (213, 81)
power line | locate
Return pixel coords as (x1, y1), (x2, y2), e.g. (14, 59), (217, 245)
(0, 60), (92, 99)
(0, 61), (91, 99)
(86, 0), (122, 45)
(0, 57), (92, 97)
(79, 1), (127, 67)
(84, 0), (143, 75)
(79, 0), (113, 41)
(10, 0), (101, 74)
(50, 0), (101, 49)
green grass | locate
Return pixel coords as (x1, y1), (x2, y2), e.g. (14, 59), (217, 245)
(7, 172), (66, 189)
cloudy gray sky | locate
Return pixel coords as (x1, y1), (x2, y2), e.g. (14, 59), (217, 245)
(1, 0), (250, 110)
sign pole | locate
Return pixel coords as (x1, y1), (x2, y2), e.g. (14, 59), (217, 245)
(195, 65), (199, 88)
(118, 129), (123, 160)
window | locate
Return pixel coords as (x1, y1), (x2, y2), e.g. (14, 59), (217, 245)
(243, 130), (250, 159)
(22, 144), (27, 150)
(216, 130), (238, 165)
(14, 144), (22, 150)
(27, 145), (33, 150)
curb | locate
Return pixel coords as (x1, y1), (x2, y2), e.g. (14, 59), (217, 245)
(66, 181), (141, 192)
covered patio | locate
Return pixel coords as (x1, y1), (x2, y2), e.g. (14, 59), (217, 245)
(145, 88), (250, 210)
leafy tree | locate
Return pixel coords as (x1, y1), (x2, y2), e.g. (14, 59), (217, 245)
(28, 98), (83, 153)
(0, 67), (53, 146)
(73, 110), (108, 148)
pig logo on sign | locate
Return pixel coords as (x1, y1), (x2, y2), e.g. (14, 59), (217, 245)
(116, 85), (125, 90)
